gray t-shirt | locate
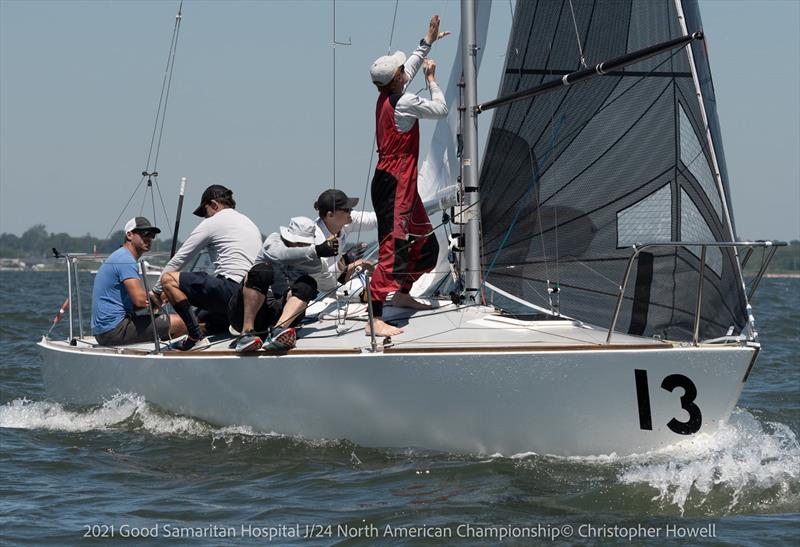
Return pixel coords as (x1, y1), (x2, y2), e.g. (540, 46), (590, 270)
(156, 208), (262, 290)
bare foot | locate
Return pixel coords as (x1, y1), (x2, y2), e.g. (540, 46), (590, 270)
(365, 318), (404, 337)
(389, 292), (434, 310)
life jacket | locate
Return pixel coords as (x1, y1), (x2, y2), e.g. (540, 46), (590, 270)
(375, 92), (420, 173)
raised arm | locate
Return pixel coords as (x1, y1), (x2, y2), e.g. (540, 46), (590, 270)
(402, 15), (450, 90)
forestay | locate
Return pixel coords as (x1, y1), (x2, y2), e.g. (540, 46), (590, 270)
(479, 0), (746, 340)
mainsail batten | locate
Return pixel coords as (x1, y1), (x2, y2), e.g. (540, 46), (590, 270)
(479, 0), (747, 341)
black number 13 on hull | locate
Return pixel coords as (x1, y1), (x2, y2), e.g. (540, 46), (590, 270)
(634, 369), (702, 435)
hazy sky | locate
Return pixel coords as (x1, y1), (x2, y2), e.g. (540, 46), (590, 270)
(1, 0), (798, 242)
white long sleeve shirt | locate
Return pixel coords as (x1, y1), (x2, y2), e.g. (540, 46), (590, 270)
(394, 43), (448, 132)
(313, 210), (378, 292)
(157, 208), (262, 288)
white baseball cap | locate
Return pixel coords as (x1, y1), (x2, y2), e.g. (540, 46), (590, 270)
(279, 217), (316, 244)
(370, 51), (406, 86)
(124, 216), (161, 234)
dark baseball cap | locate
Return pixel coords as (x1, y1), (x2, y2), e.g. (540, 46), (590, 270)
(314, 189), (359, 216)
(124, 216), (161, 234)
(193, 184), (233, 217)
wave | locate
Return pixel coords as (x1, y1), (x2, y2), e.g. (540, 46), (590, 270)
(615, 409), (799, 513)
(495, 409), (799, 514)
(0, 393), (214, 436)
(0, 394), (345, 450)
(2, 396), (797, 513)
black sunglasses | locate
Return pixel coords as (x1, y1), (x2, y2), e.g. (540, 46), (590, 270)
(135, 229), (158, 239)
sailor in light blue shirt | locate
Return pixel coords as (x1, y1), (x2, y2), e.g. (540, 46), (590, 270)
(91, 217), (186, 346)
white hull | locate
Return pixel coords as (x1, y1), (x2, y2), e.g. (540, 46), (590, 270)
(38, 305), (757, 456)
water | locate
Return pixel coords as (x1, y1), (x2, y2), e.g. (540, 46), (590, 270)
(1, 272), (798, 545)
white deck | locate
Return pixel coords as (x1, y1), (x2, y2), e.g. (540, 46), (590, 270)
(66, 300), (666, 355)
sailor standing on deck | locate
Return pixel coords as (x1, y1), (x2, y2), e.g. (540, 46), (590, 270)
(367, 15), (449, 337)
(91, 217), (187, 346)
(151, 184), (262, 351)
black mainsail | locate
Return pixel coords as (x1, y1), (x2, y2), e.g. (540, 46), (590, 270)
(479, 0), (747, 340)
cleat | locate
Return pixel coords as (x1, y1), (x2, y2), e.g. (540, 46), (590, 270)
(234, 332), (262, 352)
(263, 327), (296, 351)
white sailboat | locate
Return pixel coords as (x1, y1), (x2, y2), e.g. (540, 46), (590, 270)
(39, 0), (784, 456)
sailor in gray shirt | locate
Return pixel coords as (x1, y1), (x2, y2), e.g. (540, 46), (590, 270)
(152, 184), (262, 350)
(228, 217), (338, 352)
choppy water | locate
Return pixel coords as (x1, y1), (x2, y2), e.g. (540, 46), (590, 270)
(1, 272), (798, 545)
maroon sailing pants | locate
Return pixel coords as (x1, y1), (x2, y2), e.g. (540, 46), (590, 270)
(370, 160), (439, 309)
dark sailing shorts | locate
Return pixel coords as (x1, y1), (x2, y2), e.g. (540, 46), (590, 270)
(227, 288), (287, 334)
(227, 263), (318, 334)
(95, 313), (171, 346)
(178, 271), (240, 315)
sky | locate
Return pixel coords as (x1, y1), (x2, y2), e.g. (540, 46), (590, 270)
(0, 0), (798, 242)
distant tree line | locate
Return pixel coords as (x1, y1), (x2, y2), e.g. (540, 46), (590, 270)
(0, 224), (177, 259)
(1, 225), (797, 272)
(742, 240), (800, 275)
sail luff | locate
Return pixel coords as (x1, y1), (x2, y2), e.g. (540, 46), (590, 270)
(674, 0), (749, 316)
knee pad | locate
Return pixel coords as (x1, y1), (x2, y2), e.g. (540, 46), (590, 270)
(244, 263), (274, 294)
(291, 275), (318, 302)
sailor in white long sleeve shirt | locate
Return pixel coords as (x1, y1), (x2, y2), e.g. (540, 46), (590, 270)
(311, 189), (378, 293)
(228, 189), (377, 352)
(154, 184), (262, 350)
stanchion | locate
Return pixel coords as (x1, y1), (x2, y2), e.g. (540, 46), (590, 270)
(140, 261), (162, 353)
(364, 270), (377, 353)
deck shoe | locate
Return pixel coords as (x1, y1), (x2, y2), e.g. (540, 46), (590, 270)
(169, 335), (209, 351)
(263, 327), (297, 351)
(234, 332), (262, 352)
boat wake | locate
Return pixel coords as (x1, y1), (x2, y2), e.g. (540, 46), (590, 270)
(0, 393), (215, 436)
(509, 408), (799, 514)
(2, 396), (797, 513)
(615, 409), (799, 513)
(0, 393), (342, 449)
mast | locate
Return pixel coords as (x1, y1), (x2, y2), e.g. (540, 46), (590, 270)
(460, 0), (482, 301)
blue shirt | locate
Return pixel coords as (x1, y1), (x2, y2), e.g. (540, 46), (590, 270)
(91, 246), (141, 335)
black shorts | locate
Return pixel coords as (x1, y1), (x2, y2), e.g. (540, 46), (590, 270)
(227, 288), (287, 334)
(95, 314), (171, 346)
(178, 271), (240, 315)
(227, 263), (318, 333)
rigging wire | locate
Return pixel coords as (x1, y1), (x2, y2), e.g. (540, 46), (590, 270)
(332, 0), (352, 191)
(106, 177), (148, 240)
(354, 0), (400, 250)
(387, 0), (400, 53)
(104, 1), (183, 240)
(567, 0), (588, 69)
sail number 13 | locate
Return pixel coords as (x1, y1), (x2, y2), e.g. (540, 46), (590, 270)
(634, 369), (702, 434)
